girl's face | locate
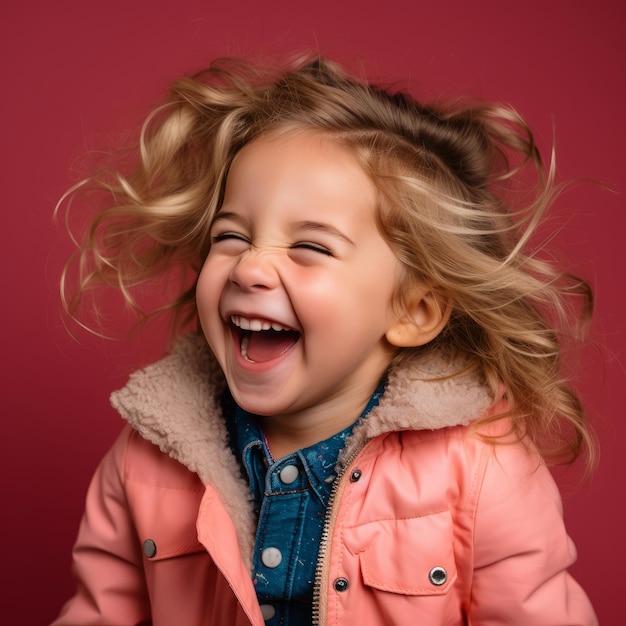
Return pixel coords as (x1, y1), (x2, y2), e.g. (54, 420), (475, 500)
(197, 131), (404, 439)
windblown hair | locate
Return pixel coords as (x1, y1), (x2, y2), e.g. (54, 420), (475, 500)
(58, 55), (594, 466)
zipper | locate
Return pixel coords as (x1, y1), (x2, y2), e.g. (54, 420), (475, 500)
(311, 443), (367, 626)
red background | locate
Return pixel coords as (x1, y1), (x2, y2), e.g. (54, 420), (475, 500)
(2, 1), (624, 623)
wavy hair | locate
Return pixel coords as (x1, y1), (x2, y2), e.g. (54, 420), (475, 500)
(58, 55), (595, 466)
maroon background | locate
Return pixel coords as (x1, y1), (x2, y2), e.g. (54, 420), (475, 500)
(2, 1), (624, 623)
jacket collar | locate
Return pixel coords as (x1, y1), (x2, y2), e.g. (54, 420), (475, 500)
(112, 332), (495, 478)
(110, 333), (493, 563)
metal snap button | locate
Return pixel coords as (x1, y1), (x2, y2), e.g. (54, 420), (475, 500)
(429, 566), (448, 586)
(350, 469), (362, 482)
(143, 539), (157, 558)
(333, 577), (350, 592)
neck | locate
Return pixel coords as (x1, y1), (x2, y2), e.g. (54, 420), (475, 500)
(259, 380), (382, 459)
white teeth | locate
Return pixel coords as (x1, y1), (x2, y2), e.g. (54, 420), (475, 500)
(230, 315), (290, 332)
(250, 319), (263, 331)
(240, 333), (254, 362)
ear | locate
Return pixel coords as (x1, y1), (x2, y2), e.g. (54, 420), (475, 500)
(386, 288), (451, 348)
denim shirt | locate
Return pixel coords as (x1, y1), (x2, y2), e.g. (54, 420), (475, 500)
(224, 383), (385, 625)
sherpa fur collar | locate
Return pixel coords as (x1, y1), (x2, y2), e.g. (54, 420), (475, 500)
(110, 332), (493, 565)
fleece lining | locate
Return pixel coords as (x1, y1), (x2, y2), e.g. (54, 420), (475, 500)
(110, 333), (493, 566)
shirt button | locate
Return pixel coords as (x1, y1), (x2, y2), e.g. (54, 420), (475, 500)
(260, 604), (276, 620)
(279, 464), (299, 484)
(261, 547), (283, 568)
(333, 577), (350, 592)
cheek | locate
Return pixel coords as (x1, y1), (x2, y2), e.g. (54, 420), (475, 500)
(295, 271), (396, 338)
(282, 266), (339, 313)
(196, 259), (223, 317)
(195, 269), (226, 359)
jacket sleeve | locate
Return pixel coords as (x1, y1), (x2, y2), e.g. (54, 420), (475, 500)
(468, 438), (597, 626)
(51, 425), (152, 626)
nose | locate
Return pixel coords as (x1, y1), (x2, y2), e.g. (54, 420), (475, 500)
(229, 248), (280, 291)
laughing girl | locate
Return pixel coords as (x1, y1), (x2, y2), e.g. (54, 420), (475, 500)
(53, 56), (597, 625)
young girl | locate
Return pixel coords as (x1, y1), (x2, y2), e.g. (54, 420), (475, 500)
(53, 56), (598, 625)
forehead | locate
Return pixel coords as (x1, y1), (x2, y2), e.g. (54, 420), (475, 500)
(230, 129), (367, 179)
(222, 131), (377, 215)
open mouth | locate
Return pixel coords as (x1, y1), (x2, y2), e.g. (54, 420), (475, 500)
(230, 315), (300, 363)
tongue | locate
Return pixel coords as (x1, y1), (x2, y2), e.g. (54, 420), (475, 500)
(245, 330), (299, 363)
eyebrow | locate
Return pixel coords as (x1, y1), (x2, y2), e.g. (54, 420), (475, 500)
(293, 221), (355, 246)
(211, 211), (244, 226)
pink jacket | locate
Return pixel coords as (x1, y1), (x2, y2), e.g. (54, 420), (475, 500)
(52, 334), (597, 625)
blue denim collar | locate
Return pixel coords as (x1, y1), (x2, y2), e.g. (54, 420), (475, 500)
(224, 379), (386, 490)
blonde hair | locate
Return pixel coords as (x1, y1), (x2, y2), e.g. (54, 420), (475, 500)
(58, 55), (595, 466)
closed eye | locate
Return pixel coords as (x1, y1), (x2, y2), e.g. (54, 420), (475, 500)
(291, 242), (333, 257)
(211, 232), (250, 244)
(209, 231), (251, 256)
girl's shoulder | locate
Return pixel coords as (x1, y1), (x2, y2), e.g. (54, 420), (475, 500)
(104, 423), (205, 491)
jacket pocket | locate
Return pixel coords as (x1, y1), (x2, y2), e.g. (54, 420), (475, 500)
(347, 510), (457, 595)
(128, 481), (206, 562)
